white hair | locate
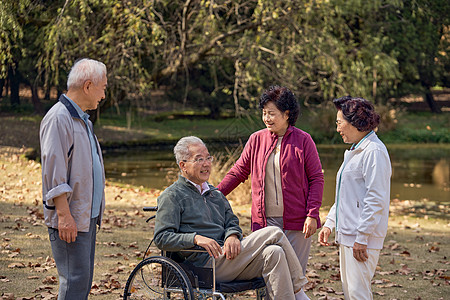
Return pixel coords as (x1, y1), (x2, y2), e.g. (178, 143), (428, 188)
(67, 58), (107, 90)
(174, 136), (206, 165)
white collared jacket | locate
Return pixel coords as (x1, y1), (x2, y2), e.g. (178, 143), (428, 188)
(324, 133), (391, 249)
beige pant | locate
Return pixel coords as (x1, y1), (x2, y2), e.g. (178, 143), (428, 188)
(267, 217), (312, 275)
(215, 226), (308, 300)
(340, 244), (380, 300)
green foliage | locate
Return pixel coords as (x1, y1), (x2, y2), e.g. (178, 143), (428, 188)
(2, 0), (448, 116)
(0, 0), (28, 78)
(382, 0), (450, 99)
(37, 0), (157, 105)
(238, 0), (403, 105)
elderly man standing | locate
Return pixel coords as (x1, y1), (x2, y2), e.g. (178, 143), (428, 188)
(40, 58), (107, 299)
(154, 136), (310, 300)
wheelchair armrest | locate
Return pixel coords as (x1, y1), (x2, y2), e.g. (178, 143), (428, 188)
(178, 245), (208, 253)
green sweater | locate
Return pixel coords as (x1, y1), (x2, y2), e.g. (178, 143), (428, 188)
(154, 176), (243, 266)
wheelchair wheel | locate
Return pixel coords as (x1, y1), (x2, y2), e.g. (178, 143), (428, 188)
(123, 256), (194, 300)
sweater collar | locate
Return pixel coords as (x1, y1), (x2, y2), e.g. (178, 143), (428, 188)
(267, 125), (294, 139)
(349, 131), (377, 152)
(178, 175), (213, 195)
(186, 178), (210, 195)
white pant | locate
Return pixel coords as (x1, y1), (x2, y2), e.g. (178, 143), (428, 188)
(339, 244), (380, 300)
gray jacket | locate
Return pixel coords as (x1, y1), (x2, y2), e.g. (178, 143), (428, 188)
(40, 95), (105, 232)
(154, 176), (242, 267)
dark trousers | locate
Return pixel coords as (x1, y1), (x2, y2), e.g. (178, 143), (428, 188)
(48, 217), (98, 300)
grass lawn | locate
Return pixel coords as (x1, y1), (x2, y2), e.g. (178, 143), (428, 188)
(0, 108), (448, 155)
(1, 149), (448, 299)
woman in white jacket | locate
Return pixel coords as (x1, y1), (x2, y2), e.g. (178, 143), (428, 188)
(318, 96), (391, 300)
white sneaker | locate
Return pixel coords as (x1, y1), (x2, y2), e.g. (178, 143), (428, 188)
(295, 288), (310, 300)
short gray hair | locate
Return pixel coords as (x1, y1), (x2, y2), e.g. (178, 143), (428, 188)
(174, 136), (206, 165)
(67, 58), (107, 90)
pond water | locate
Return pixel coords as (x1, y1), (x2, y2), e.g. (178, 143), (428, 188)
(103, 144), (449, 207)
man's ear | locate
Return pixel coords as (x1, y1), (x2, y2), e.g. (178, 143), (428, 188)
(83, 80), (92, 94)
(179, 161), (186, 172)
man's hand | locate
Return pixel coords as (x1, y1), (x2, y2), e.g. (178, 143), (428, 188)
(318, 227), (331, 246)
(57, 212), (78, 243)
(53, 194), (77, 243)
(353, 242), (369, 262)
(223, 235), (241, 260)
(303, 217), (317, 239)
(194, 235), (222, 258)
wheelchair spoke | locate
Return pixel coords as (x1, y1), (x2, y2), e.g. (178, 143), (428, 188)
(123, 256), (194, 300)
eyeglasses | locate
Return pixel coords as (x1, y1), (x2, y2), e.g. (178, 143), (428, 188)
(183, 156), (214, 164)
(336, 120), (346, 127)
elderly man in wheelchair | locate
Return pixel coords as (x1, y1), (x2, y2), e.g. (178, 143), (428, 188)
(136, 136), (309, 300)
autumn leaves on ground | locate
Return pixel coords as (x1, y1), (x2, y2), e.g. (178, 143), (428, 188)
(1, 147), (449, 300)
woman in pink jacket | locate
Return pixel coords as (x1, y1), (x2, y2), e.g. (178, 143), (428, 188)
(218, 86), (324, 274)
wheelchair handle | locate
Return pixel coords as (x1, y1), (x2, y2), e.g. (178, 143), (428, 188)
(143, 206), (158, 212)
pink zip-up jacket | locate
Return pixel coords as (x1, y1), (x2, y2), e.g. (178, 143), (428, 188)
(218, 126), (324, 231)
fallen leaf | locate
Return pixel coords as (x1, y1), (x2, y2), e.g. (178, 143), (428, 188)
(315, 251), (327, 257)
(400, 250), (411, 256)
(8, 262), (25, 268)
(42, 276), (57, 284)
(306, 269), (320, 278)
(1, 293), (15, 300)
(429, 246), (440, 253)
(398, 265), (412, 275)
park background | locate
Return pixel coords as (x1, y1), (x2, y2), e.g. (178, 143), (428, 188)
(0, 0), (449, 299)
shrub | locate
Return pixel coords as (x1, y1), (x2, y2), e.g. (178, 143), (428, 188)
(375, 104), (401, 133)
(209, 145), (252, 206)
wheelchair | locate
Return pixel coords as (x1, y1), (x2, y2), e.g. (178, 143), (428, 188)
(123, 207), (266, 300)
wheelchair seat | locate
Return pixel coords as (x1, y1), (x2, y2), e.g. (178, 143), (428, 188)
(168, 250), (266, 297)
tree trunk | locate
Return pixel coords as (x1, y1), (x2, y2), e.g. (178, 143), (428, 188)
(30, 84), (44, 115)
(208, 96), (221, 119)
(424, 87), (441, 113)
(8, 67), (20, 107)
(44, 86), (51, 100)
(0, 78), (5, 98)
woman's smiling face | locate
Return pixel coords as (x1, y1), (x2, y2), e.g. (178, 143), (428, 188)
(262, 101), (289, 136)
(336, 110), (367, 144)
